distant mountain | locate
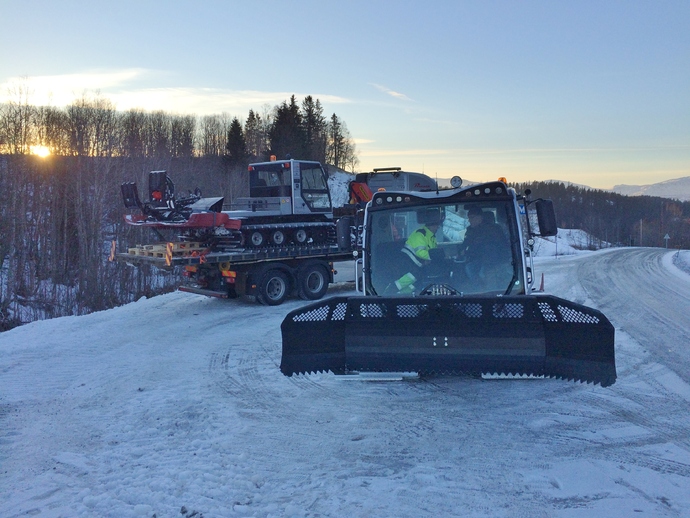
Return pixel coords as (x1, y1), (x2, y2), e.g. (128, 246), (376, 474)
(436, 176), (690, 202)
(611, 176), (690, 202)
(543, 180), (594, 190)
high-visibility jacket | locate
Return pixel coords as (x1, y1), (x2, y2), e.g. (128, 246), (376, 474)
(401, 225), (438, 267)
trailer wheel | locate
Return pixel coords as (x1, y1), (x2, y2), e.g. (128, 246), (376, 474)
(298, 263), (330, 300)
(257, 269), (289, 306)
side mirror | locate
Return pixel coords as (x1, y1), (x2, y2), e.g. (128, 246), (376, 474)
(535, 199), (558, 237)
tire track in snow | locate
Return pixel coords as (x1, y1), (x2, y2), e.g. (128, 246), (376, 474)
(86, 257), (690, 517)
(577, 248), (690, 383)
(536, 249), (690, 486)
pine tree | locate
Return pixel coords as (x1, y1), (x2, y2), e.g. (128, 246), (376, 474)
(244, 110), (268, 161)
(301, 96), (327, 163)
(226, 117), (248, 167)
(269, 95), (306, 159)
(325, 114), (358, 172)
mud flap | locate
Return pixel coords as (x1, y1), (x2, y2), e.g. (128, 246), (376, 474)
(280, 295), (616, 387)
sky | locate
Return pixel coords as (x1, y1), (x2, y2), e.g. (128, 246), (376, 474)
(1, 0), (689, 189)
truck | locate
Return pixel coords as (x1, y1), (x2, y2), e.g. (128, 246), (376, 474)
(347, 167), (437, 205)
(280, 176), (617, 386)
(116, 159), (437, 305)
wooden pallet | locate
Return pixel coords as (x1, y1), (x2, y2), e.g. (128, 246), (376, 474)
(127, 242), (204, 257)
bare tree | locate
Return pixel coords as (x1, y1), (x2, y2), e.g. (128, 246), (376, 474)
(170, 114), (196, 157)
(120, 108), (147, 158)
(146, 110), (171, 158)
(36, 106), (71, 155)
(0, 79), (36, 154)
(198, 114), (232, 156)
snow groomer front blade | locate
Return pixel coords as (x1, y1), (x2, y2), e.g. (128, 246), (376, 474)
(281, 295), (616, 387)
(280, 297), (348, 376)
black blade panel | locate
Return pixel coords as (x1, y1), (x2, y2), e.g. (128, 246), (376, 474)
(280, 297), (348, 376)
(280, 294), (616, 386)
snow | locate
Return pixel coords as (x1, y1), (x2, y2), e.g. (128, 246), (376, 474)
(1, 248), (690, 517)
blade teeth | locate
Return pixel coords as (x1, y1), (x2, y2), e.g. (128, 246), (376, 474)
(286, 368), (333, 377)
(286, 368), (614, 387)
(545, 373), (610, 387)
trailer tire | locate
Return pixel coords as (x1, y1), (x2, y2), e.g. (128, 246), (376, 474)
(297, 263), (330, 300)
(256, 269), (289, 306)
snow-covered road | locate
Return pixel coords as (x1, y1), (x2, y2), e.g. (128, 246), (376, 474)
(580, 248), (690, 383)
(1, 249), (690, 517)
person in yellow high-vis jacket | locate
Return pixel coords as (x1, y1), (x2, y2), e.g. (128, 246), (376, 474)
(394, 208), (443, 293)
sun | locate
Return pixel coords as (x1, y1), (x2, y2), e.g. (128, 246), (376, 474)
(30, 145), (50, 158)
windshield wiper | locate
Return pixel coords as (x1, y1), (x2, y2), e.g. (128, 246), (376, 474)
(503, 265), (518, 296)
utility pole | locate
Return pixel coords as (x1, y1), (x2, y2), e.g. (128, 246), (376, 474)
(640, 219), (643, 247)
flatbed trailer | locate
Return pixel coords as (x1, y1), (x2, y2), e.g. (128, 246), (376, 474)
(116, 240), (356, 305)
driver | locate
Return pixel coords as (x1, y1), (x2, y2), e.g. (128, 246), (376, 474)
(460, 206), (512, 289)
(394, 208), (444, 293)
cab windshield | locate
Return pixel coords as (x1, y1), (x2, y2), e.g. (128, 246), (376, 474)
(366, 200), (522, 296)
